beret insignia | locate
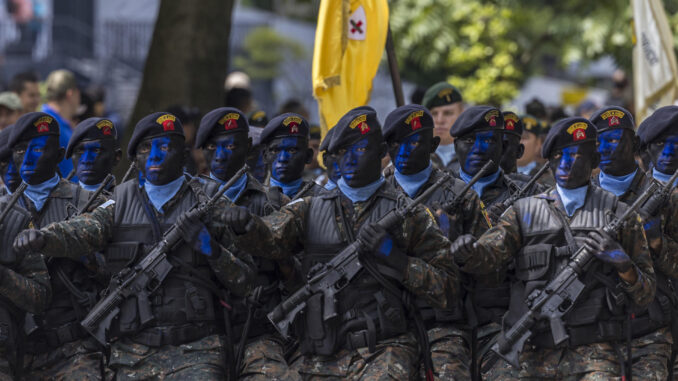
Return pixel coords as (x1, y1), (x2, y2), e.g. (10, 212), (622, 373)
(96, 120), (114, 136)
(504, 114), (519, 131)
(219, 113), (241, 131)
(600, 110), (625, 128)
(34, 116), (53, 133)
(156, 114), (176, 131)
(438, 88), (454, 102)
(283, 115), (303, 134)
(349, 114), (370, 135)
(567, 122), (588, 141)
(484, 110), (500, 127)
(524, 117), (537, 130)
(405, 110), (424, 131)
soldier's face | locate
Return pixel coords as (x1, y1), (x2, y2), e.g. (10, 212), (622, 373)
(455, 130), (503, 176)
(135, 135), (185, 185)
(0, 156), (20, 192)
(265, 137), (311, 183)
(388, 131), (435, 175)
(648, 133), (678, 175)
(431, 103), (462, 146)
(499, 134), (524, 174)
(597, 129), (636, 176)
(518, 131), (541, 166)
(323, 152), (341, 184)
(549, 143), (598, 189)
(338, 135), (384, 187)
(12, 135), (63, 185)
(246, 146), (267, 184)
(203, 132), (250, 183)
(72, 139), (119, 185)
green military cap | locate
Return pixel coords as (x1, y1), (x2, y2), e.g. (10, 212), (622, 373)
(422, 82), (462, 110)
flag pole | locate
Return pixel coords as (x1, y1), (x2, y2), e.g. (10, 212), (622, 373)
(385, 26), (405, 107)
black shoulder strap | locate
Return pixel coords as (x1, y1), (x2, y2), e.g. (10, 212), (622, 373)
(547, 201), (577, 248)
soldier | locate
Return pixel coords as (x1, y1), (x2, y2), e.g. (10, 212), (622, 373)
(246, 110), (268, 184)
(452, 117), (656, 379)
(66, 117), (122, 193)
(383, 104), (488, 380)
(0, 126), (21, 195)
(261, 113), (323, 199)
(590, 105), (672, 380)
(14, 111), (257, 380)
(2, 112), (106, 380)
(194, 107), (297, 380)
(422, 82), (464, 174)
(314, 128), (339, 190)
(499, 111), (525, 175)
(222, 106), (460, 380)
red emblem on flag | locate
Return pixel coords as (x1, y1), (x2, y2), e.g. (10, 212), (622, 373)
(489, 116), (497, 127)
(574, 129), (586, 141)
(162, 120), (175, 131)
(608, 116), (620, 127)
(358, 122), (370, 135)
(410, 116), (422, 131)
(36, 122), (49, 133)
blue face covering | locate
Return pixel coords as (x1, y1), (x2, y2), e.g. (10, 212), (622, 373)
(556, 184), (588, 216)
(394, 162), (432, 198)
(459, 168), (501, 198)
(25, 174), (60, 211)
(517, 161), (537, 175)
(324, 180), (337, 191)
(270, 176), (304, 198)
(653, 167), (678, 187)
(435, 143), (456, 166)
(210, 171), (248, 202)
(598, 169), (637, 197)
(144, 175), (185, 213)
(338, 176), (385, 203)
(79, 181), (102, 192)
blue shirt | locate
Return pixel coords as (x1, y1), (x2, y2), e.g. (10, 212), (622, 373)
(42, 104), (76, 182)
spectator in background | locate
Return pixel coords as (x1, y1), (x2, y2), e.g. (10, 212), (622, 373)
(606, 69), (633, 113)
(575, 99), (598, 119)
(9, 71), (40, 114)
(0, 92), (21, 129)
(409, 86), (427, 105)
(42, 69), (80, 181)
(165, 105), (202, 175)
(525, 98), (548, 120)
(224, 71), (253, 114)
(277, 98), (310, 119)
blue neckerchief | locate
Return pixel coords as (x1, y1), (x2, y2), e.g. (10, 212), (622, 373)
(338, 176), (385, 203)
(79, 181), (102, 192)
(653, 168), (678, 187)
(270, 177), (303, 198)
(324, 180), (337, 190)
(435, 144), (456, 167)
(517, 161), (538, 175)
(598, 169), (637, 197)
(144, 175), (185, 213)
(25, 174), (60, 212)
(459, 168), (501, 198)
(394, 163), (432, 198)
(210, 172), (248, 202)
(556, 184), (588, 217)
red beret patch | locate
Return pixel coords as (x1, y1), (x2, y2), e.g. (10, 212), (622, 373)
(156, 114), (176, 132)
(283, 116), (303, 134)
(33, 116), (53, 133)
(96, 120), (114, 136)
(349, 114), (370, 135)
(219, 113), (241, 131)
(405, 110), (424, 131)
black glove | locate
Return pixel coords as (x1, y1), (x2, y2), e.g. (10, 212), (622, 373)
(223, 206), (252, 235)
(583, 229), (633, 273)
(450, 234), (476, 264)
(13, 229), (46, 253)
(176, 212), (217, 257)
(357, 223), (408, 274)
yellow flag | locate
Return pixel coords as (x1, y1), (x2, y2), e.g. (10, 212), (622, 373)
(632, 0), (678, 123)
(312, 0), (389, 136)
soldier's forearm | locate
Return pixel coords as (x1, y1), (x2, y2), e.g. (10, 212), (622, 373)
(403, 256), (459, 310)
(209, 246), (255, 297)
(0, 265), (51, 313)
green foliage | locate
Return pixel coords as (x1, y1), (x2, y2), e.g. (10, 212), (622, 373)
(234, 27), (306, 80)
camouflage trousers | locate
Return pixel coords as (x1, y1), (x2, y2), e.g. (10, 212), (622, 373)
(0, 354), (13, 381)
(291, 332), (420, 380)
(484, 327), (671, 380)
(480, 322), (520, 380)
(107, 334), (226, 380)
(239, 334), (301, 381)
(418, 326), (471, 380)
(23, 337), (105, 381)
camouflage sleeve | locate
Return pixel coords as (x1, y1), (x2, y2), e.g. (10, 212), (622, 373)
(207, 244), (256, 297)
(618, 212), (655, 307)
(40, 200), (115, 259)
(0, 251), (51, 313)
(401, 205), (460, 310)
(462, 192), (490, 237)
(459, 205), (522, 274)
(653, 192), (678, 278)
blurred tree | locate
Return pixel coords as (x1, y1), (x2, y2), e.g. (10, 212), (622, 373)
(233, 27), (306, 80)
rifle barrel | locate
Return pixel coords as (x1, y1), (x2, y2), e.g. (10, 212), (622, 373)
(77, 174), (115, 215)
(0, 182), (27, 225)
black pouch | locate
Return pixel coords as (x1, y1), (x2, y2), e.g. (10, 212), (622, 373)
(300, 293), (337, 356)
(515, 244), (553, 281)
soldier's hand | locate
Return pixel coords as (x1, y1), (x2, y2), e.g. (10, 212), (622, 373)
(223, 206), (252, 235)
(450, 234), (476, 264)
(13, 229), (46, 253)
(357, 223), (408, 273)
(485, 204), (506, 224)
(583, 229), (632, 273)
(176, 213), (216, 256)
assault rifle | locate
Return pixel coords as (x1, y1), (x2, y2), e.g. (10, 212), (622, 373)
(267, 173), (448, 339)
(434, 160), (494, 213)
(77, 174), (114, 215)
(80, 165), (249, 345)
(483, 179), (663, 370)
(639, 169), (678, 217)
(0, 182), (27, 263)
(500, 161), (550, 209)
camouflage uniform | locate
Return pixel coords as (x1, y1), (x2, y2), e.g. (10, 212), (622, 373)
(388, 167), (489, 380)
(460, 186), (656, 380)
(232, 182), (460, 380)
(36, 176), (257, 380)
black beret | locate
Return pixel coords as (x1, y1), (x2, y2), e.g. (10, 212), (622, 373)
(522, 114), (542, 136)
(637, 105), (678, 146)
(248, 110), (268, 127)
(328, 106), (382, 152)
(66, 118), (118, 158)
(0, 125), (13, 161)
(422, 82), (462, 109)
(541, 117), (597, 158)
(449, 105), (503, 138)
(8, 112), (59, 148)
(260, 113), (310, 145)
(383, 104), (433, 143)
(502, 111), (523, 137)
(590, 106), (635, 133)
(319, 127), (335, 153)
(195, 107), (249, 149)
(127, 112), (184, 159)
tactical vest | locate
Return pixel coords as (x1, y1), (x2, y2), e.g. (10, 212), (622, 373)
(104, 178), (223, 347)
(505, 187), (658, 348)
(24, 182), (103, 351)
(298, 186), (409, 355)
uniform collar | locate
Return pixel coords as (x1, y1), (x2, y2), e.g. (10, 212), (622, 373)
(556, 183), (588, 216)
(598, 169), (637, 197)
(652, 168), (678, 186)
(269, 176), (303, 198)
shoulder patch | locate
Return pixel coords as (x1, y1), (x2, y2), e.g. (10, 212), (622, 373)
(99, 199), (115, 209)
